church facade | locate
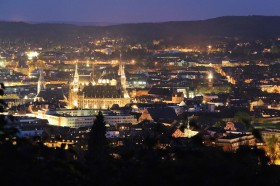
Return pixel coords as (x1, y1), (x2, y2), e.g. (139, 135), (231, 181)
(68, 56), (131, 109)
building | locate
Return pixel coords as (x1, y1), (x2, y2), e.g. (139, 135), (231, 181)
(215, 133), (256, 152)
(11, 116), (48, 138)
(138, 107), (178, 124)
(37, 108), (137, 128)
(77, 85), (130, 109)
(224, 121), (246, 132)
(34, 68), (68, 104)
(172, 122), (199, 138)
(261, 129), (280, 142)
(68, 55), (131, 109)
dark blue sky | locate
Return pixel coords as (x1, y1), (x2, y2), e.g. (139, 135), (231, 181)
(0, 0), (280, 23)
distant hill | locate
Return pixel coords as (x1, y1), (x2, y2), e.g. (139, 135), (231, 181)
(0, 16), (280, 45)
(30, 21), (119, 26)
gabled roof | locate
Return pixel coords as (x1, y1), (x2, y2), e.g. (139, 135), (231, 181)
(179, 101), (186, 106)
(148, 88), (172, 96)
(79, 75), (91, 83)
(224, 121), (245, 132)
(36, 89), (66, 102)
(80, 85), (123, 98)
(147, 107), (178, 123)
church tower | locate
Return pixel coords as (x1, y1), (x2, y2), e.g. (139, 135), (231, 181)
(68, 63), (79, 108)
(118, 53), (123, 76)
(118, 53), (130, 98)
(73, 63), (79, 92)
(37, 68), (46, 94)
(208, 71), (213, 88)
(91, 61), (96, 85)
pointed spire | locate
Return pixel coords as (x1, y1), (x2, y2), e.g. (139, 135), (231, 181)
(37, 68), (45, 94)
(118, 52), (122, 76)
(74, 62), (79, 83)
(91, 61), (96, 85)
(73, 62), (79, 92)
(117, 51), (130, 98)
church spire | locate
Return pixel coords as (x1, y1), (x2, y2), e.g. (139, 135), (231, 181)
(118, 52), (130, 98)
(118, 52), (122, 76)
(74, 63), (79, 83)
(208, 71), (213, 88)
(37, 68), (46, 94)
(73, 63), (79, 92)
(91, 61), (96, 85)
(118, 52), (126, 79)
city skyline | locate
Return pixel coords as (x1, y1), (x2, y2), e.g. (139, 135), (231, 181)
(0, 0), (280, 182)
(0, 0), (280, 24)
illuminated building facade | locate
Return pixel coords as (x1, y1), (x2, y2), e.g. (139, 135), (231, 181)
(215, 134), (255, 152)
(68, 57), (131, 109)
(37, 109), (137, 128)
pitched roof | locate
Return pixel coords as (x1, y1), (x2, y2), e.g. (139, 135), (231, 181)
(80, 85), (124, 98)
(36, 89), (66, 102)
(224, 121), (246, 132)
(147, 107), (178, 123)
(79, 75), (91, 83)
(148, 88), (172, 96)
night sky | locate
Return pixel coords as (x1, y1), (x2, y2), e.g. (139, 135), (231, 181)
(0, 0), (280, 23)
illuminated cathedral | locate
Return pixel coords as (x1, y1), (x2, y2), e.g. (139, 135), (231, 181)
(68, 55), (131, 109)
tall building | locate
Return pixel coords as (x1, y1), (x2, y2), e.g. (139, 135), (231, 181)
(73, 63), (79, 92)
(68, 59), (131, 109)
(68, 63), (80, 108)
(37, 68), (46, 94)
(118, 53), (130, 98)
(91, 62), (96, 85)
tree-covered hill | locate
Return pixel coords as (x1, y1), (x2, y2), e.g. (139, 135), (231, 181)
(1, 16), (280, 44)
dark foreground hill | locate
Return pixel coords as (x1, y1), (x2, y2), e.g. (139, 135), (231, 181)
(1, 16), (280, 44)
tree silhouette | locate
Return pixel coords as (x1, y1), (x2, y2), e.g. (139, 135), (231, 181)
(0, 82), (6, 138)
(213, 120), (226, 128)
(86, 111), (109, 164)
(234, 111), (253, 131)
(266, 136), (280, 164)
(0, 83), (17, 141)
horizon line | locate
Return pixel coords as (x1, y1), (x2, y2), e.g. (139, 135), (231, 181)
(0, 15), (279, 26)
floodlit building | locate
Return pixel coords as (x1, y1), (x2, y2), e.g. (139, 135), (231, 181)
(215, 134), (255, 152)
(68, 55), (131, 109)
(37, 108), (137, 128)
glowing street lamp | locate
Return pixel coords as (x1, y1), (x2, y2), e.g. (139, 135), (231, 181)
(73, 100), (78, 107)
(26, 51), (39, 60)
(208, 72), (213, 88)
(207, 45), (212, 54)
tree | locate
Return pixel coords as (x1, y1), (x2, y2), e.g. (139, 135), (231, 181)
(0, 83), (6, 111)
(213, 120), (226, 128)
(266, 136), (280, 165)
(86, 111), (109, 163)
(0, 83), (17, 141)
(234, 111), (253, 131)
(0, 82), (6, 137)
